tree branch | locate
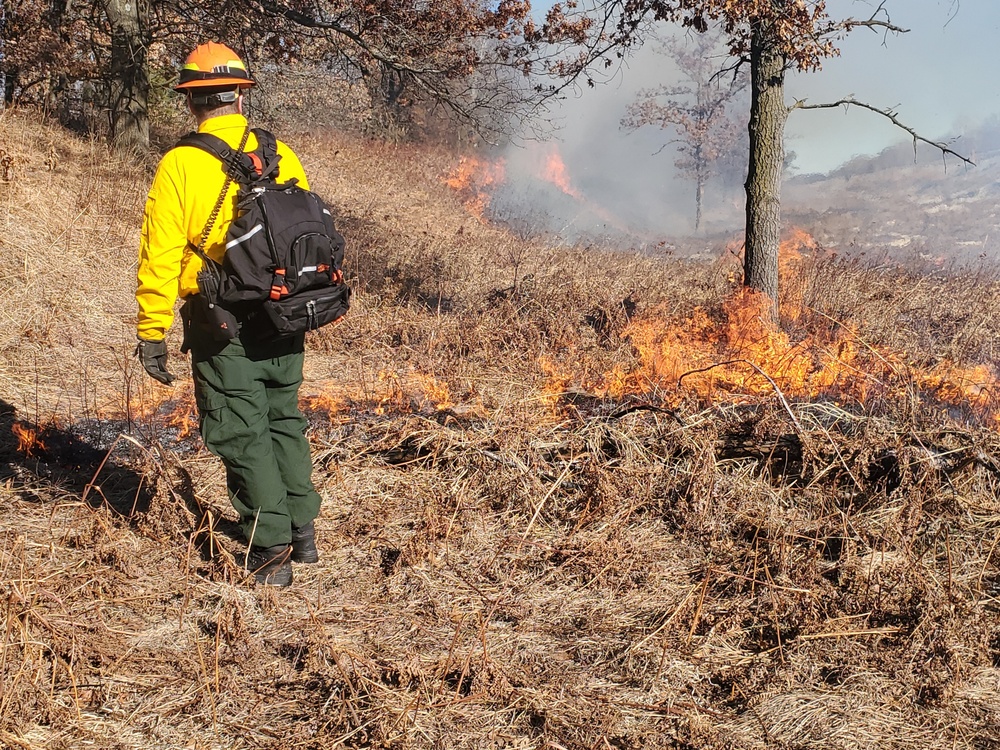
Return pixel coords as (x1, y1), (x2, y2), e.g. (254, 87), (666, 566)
(845, 18), (909, 34)
(791, 97), (975, 167)
(839, 1), (908, 47)
(252, 0), (448, 77)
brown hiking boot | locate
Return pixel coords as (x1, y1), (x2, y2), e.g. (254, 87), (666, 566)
(245, 544), (293, 587)
(291, 521), (319, 564)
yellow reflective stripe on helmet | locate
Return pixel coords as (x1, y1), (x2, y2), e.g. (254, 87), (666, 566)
(182, 60), (245, 73)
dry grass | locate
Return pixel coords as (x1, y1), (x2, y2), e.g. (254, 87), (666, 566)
(2, 107), (1000, 749)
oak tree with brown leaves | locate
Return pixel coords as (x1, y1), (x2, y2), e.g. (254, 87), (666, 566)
(2, 0), (546, 149)
(621, 33), (746, 232)
(167, 0), (544, 139)
(535, 1), (972, 317)
(1, 0), (97, 111)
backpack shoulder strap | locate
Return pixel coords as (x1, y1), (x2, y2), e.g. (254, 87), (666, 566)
(174, 131), (236, 162)
(173, 131), (256, 184)
(250, 128), (282, 181)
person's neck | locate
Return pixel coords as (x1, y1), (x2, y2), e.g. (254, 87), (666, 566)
(196, 111), (242, 128)
(191, 98), (243, 127)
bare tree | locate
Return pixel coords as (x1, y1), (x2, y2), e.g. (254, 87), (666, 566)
(534, 1), (973, 318)
(621, 33), (746, 232)
(1, 0), (95, 109)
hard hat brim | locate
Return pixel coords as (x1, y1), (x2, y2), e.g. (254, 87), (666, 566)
(174, 76), (255, 92)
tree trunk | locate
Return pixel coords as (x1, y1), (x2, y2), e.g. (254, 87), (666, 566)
(104, 0), (149, 151)
(365, 63), (410, 137)
(695, 161), (705, 232)
(0, 2), (6, 111)
(743, 20), (787, 319)
(2, 70), (13, 106)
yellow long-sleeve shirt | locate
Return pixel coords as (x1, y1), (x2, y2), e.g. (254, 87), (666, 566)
(136, 113), (309, 341)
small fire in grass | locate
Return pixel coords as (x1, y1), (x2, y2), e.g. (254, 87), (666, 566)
(301, 386), (349, 416)
(302, 369), (455, 419)
(13, 421), (47, 457)
(444, 156), (506, 222)
(128, 382), (198, 440)
(368, 369), (454, 414)
(539, 356), (574, 412)
(411, 372), (454, 412)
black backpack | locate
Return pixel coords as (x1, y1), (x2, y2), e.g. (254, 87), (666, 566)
(175, 128), (350, 338)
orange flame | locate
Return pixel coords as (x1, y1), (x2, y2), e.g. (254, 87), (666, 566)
(725, 228), (832, 323)
(445, 147), (642, 238)
(593, 289), (999, 421)
(410, 372), (454, 411)
(372, 370), (407, 415)
(539, 150), (582, 200)
(444, 156), (506, 221)
(539, 356), (574, 413)
(129, 383), (198, 440)
(317, 369), (455, 415)
(162, 401), (197, 439)
(12, 421), (46, 456)
(534, 146), (637, 235)
(301, 386), (349, 417)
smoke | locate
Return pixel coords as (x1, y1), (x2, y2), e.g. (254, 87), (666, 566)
(480, 2), (1000, 245)
(490, 36), (745, 242)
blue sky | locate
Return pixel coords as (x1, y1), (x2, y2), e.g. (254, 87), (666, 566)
(784, 0), (1000, 171)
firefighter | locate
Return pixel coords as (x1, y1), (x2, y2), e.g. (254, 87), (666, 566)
(135, 42), (322, 587)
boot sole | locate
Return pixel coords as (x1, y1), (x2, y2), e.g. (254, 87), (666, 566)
(254, 563), (293, 587)
(290, 547), (319, 564)
(254, 571), (292, 589)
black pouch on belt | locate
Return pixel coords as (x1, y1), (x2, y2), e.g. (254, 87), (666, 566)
(180, 271), (240, 352)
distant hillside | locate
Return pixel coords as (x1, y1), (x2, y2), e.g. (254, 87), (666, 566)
(783, 120), (1000, 266)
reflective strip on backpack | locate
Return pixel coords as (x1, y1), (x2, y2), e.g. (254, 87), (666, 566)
(225, 223), (264, 250)
(322, 209), (331, 215)
(298, 266), (318, 276)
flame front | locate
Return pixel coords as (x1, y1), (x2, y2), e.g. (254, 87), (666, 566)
(534, 146), (635, 235)
(301, 386), (349, 416)
(303, 369), (455, 418)
(599, 289), (863, 404)
(410, 373), (453, 411)
(444, 147), (642, 237)
(545, 229), (1000, 425)
(539, 356), (573, 413)
(129, 383), (198, 440)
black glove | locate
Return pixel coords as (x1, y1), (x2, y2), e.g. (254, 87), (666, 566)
(136, 338), (175, 385)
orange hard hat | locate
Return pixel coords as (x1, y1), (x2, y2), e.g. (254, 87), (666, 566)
(174, 42), (254, 91)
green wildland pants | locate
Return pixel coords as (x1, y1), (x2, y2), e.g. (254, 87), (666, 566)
(191, 332), (322, 549)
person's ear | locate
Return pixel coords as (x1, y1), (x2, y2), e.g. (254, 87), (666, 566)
(237, 93), (244, 115)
